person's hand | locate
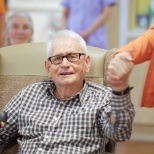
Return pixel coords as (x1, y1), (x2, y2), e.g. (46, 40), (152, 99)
(106, 51), (134, 91)
(0, 121), (5, 128)
(0, 111), (7, 128)
(78, 30), (90, 40)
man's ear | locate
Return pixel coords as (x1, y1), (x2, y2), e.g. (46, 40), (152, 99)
(85, 55), (90, 73)
(44, 60), (52, 79)
(45, 60), (49, 72)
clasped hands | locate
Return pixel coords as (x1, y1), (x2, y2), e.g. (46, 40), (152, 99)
(106, 51), (134, 92)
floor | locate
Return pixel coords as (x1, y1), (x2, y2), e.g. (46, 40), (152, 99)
(116, 140), (154, 154)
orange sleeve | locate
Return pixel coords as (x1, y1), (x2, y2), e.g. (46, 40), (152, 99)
(0, 0), (6, 14)
(116, 25), (154, 65)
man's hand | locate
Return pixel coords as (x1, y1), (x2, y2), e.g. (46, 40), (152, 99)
(106, 52), (134, 91)
(0, 121), (5, 128)
(0, 111), (7, 128)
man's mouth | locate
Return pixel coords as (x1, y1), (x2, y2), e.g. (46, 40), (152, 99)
(59, 72), (73, 75)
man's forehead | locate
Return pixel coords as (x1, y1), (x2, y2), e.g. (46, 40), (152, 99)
(53, 36), (77, 44)
(52, 37), (82, 51)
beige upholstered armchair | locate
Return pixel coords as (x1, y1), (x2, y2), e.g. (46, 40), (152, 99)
(0, 43), (116, 154)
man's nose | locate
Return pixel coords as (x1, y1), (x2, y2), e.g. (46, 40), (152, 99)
(61, 57), (70, 66)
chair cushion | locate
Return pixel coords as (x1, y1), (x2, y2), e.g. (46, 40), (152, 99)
(0, 75), (48, 110)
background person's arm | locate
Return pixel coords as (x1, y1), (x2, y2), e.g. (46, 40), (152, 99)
(61, 7), (69, 29)
(78, 5), (113, 40)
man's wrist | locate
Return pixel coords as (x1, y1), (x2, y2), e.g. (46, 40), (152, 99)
(112, 86), (133, 96)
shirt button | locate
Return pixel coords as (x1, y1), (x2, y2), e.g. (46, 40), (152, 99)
(60, 101), (64, 104)
(54, 117), (58, 121)
(37, 148), (43, 152)
(54, 126), (58, 132)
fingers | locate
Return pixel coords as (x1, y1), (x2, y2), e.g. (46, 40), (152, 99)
(108, 54), (133, 79)
(106, 52), (134, 89)
(106, 71), (123, 86)
(0, 121), (5, 128)
(116, 49), (133, 62)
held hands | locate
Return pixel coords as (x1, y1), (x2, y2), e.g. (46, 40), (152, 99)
(0, 111), (8, 128)
(0, 122), (5, 128)
(106, 51), (134, 92)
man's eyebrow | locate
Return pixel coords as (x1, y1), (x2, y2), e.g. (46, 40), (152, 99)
(52, 53), (75, 56)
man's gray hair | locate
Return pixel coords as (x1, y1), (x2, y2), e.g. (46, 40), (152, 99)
(46, 30), (87, 58)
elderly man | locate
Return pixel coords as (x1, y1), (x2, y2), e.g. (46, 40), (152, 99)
(0, 30), (135, 153)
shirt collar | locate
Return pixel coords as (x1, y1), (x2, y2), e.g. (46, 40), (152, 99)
(47, 80), (89, 105)
(78, 80), (89, 104)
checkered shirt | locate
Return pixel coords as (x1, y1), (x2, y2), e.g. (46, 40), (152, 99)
(0, 80), (135, 154)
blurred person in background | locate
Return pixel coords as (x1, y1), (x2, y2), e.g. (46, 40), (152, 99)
(5, 11), (33, 46)
(0, 0), (6, 47)
(61, 0), (116, 49)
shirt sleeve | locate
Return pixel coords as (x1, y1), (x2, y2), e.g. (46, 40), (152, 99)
(116, 25), (154, 64)
(61, 0), (69, 8)
(102, 0), (117, 6)
(0, 0), (6, 14)
(98, 92), (135, 142)
(0, 91), (23, 149)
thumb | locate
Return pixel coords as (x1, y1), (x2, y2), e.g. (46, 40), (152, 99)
(125, 49), (133, 62)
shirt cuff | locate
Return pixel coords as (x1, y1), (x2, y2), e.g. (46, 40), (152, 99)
(111, 93), (132, 110)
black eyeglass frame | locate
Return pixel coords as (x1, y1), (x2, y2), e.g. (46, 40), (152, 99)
(48, 53), (86, 65)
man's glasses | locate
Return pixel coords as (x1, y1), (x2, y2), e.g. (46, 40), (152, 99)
(48, 53), (86, 65)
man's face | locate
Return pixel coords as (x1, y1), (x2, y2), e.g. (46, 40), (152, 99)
(6, 17), (32, 45)
(45, 37), (90, 88)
